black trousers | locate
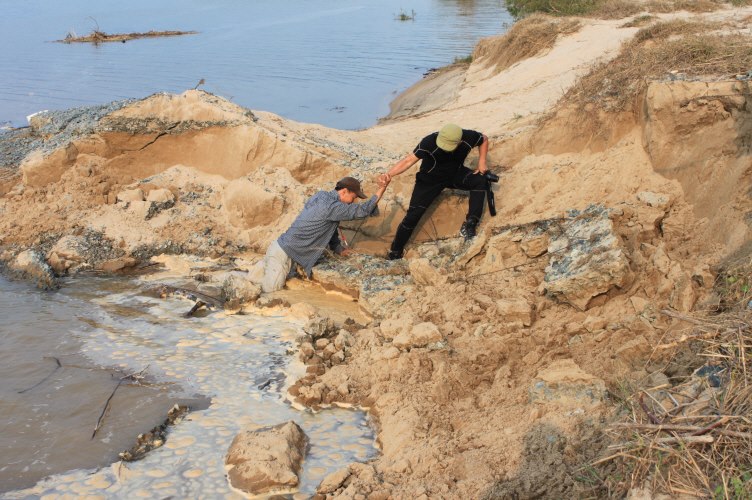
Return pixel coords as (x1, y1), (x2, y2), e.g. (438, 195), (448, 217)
(390, 166), (488, 255)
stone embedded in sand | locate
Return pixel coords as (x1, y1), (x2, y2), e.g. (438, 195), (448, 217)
(636, 191), (670, 210)
(529, 359), (607, 405)
(317, 467), (351, 495)
(97, 257), (137, 272)
(520, 234), (549, 258)
(392, 321), (442, 350)
(408, 258), (447, 286)
(543, 205), (633, 310)
(146, 188), (175, 204)
(225, 421), (307, 495)
(480, 231), (528, 275)
(47, 235), (86, 274)
(116, 188), (145, 203)
(379, 314), (414, 340)
(495, 297), (532, 327)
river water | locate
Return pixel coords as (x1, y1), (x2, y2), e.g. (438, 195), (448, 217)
(1, 273), (377, 497)
(0, 0), (511, 130)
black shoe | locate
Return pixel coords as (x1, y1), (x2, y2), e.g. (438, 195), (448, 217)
(460, 219), (478, 240)
(386, 250), (403, 260)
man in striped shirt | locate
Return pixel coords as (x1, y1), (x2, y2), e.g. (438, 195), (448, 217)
(249, 175), (390, 293)
(381, 123), (490, 260)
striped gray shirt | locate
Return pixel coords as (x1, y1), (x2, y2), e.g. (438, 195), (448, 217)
(277, 190), (379, 277)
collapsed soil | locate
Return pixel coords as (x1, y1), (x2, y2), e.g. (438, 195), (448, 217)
(2, 4), (752, 499)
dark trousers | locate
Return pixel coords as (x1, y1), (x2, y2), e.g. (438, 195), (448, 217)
(390, 166), (487, 255)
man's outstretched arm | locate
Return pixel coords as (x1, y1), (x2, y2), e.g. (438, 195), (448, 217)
(385, 153), (419, 178)
(327, 176), (391, 222)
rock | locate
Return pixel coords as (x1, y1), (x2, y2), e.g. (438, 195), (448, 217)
(480, 232), (528, 274)
(299, 342), (315, 360)
(322, 343), (338, 360)
(255, 295), (291, 308)
(392, 322), (442, 350)
(582, 315), (607, 332)
(373, 346), (400, 361)
(455, 231), (489, 267)
(359, 276), (414, 318)
(221, 272), (262, 310)
(495, 298), (532, 327)
(304, 315), (336, 340)
(379, 314), (414, 340)
(409, 258), (447, 286)
(529, 359), (607, 405)
(116, 188), (145, 203)
(543, 205), (633, 310)
(637, 191), (671, 210)
(630, 296), (650, 314)
(334, 329), (354, 350)
(225, 421), (307, 495)
(146, 188), (175, 203)
(97, 257), (137, 272)
(289, 302), (318, 319)
(317, 468), (351, 494)
(11, 249), (58, 289)
(315, 338), (330, 350)
(520, 234), (549, 258)
(46, 235), (86, 274)
(668, 265), (696, 312)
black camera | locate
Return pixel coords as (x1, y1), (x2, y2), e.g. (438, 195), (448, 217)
(484, 171), (499, 183)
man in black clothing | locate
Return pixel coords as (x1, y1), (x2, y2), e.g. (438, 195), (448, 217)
(381, 123), (490, 260)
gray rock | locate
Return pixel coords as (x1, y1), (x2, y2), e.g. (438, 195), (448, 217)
(543, 205), (633, 310)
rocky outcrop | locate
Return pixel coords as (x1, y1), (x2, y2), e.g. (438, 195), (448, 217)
(225, 421), (308, 495)
(543, 205), (633, 310)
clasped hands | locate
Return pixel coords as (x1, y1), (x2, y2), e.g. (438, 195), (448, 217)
(377, 173), (392, 188)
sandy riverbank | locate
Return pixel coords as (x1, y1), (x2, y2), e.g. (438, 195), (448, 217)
(2, 3), (752, 498)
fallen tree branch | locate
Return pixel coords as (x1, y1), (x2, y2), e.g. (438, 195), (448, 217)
(17, 356), (61, 394)
(92, 366), (149, 439)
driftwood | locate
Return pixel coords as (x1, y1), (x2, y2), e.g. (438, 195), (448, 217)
(92, 366), (148, 439)
(58, 30), (197, 44)
(17, 356), (61, 393)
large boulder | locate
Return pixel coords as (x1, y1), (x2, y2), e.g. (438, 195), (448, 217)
(543, 205), (633, 310)
(225, 421), (308, 495)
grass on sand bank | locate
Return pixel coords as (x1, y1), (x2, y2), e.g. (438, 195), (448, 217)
(504, 0), (747, 19)
(473, 14), (581, 73)
(566, 19), (752, 112)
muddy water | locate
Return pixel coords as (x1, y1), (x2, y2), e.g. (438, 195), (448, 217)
(0, 0), (511, 130)
(0, 275), (376, 497)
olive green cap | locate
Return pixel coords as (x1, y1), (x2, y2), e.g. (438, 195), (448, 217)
(436, 123), (462, 152)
